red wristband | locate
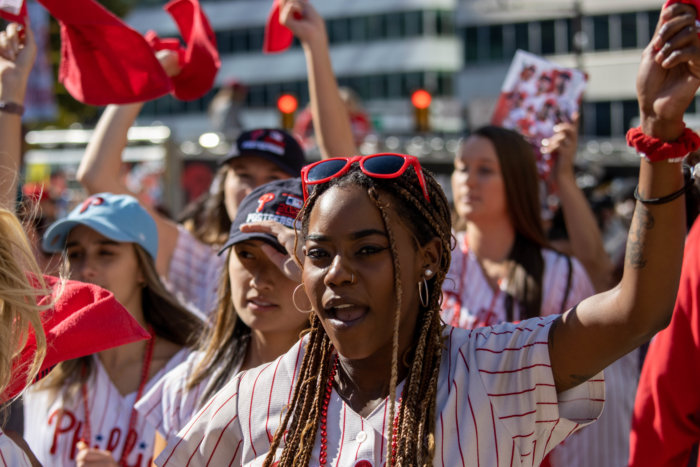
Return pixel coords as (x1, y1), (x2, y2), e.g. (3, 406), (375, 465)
(625, 126), (700, 163)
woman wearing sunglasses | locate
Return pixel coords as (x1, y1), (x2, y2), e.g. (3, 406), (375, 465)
(157, 6), (700, 462)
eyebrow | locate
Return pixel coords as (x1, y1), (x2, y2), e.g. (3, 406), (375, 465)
(307, 229), (387, 242)
(65, 239), (121, 248)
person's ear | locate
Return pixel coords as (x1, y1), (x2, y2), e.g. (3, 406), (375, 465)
(418, 236), (442, 281)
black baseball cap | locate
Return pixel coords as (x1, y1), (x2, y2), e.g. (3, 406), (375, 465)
(219, 178), (304, 255)
(220, 128), (306, 177)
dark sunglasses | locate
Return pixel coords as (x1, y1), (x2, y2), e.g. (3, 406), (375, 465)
(300, 153), (431, 202)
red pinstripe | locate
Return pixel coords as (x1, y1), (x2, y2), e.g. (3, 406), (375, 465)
(447, 327), (455, 395)
(510, 440), (515, 467)
(227, 440), (242, 467)
(511, 430), (535, 439)
(488, 382), (556, 397)
(479, 363), (551, 374)
(378, 398), (388, 461)
(542, 418), (560, 454)
(531, 439), (537, 466)
(335, 403), (347, 466)
(248, 362), (274, 456)
(457, 382), (468, 467)
(287, 341), (304, 405)
(559, 397), (605, 403)
(490, 402), (499, 465)
(440, 414), (445, 467)
(499, 409), (537, 420)
(266, 357), (284, 442)
(161, 390), (227, 465)
(458, 348), (470, 373)
(185, 436), (204, 466)
(0, 448), (7, 467)
(475, 341), (548, 354)
(204, 415), (239, 467)
(354, 419), (363, 461)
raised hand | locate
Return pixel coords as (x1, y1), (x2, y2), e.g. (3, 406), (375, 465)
(638, 3), (700, 139)
(279, 0), (326, 46)
(0, 22), (36, 103)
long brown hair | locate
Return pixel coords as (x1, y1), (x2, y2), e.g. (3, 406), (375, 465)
(264, 162), (453, 466)
(470, 126), (549, 319)
(0, 209), (49, 400)
(38, 244), (203, 395)
(186, 249), (251, 405)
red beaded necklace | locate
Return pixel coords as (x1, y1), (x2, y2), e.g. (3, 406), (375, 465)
(320, 354), (402, 466)
(79, 325), (155, 466)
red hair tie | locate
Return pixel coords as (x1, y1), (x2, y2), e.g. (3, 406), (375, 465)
(625, 126), (700, 163)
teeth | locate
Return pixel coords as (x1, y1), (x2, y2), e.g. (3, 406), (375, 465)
(334, 304), (355, 309)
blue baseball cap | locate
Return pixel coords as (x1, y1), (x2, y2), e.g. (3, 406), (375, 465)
(219, 178), (303, 255)
(42, 193), (159, 260)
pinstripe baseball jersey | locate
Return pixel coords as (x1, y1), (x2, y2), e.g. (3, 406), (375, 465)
(441, 232), (595, 329)
(23, 348), (189, 467)
(441, 231), (636, 467)
(135, 350), (242, 440)
(0, 430), (31, 467)
(165, 225), (226, 320)
(156, 316), (605, 466)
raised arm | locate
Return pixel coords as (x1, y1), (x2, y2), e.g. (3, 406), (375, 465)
(545, 117), (614, 292)
(279, 0), (357, 158)
(0, 22), (36, 212)
(549, 3), (699, 392)
(76, 51), (182, 276)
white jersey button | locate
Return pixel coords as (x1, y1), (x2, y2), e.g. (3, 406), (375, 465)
(355, 431), (367, 443)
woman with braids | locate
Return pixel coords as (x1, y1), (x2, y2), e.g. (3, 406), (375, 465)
(134, 179), (310, 461)
(157, 2), (699, 465)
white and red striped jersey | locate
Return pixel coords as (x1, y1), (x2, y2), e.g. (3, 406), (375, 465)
(164, 225), (225, 320)
(0, 430), (31, 467)
(135, 350), (242, 440)
(23, 349), (188, 467)
(157, 316), (605, 466)
(441, 231), (637, 467)
(441, 232), (595, 329)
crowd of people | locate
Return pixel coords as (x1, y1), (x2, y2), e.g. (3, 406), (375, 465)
(1, 0), (700, 466)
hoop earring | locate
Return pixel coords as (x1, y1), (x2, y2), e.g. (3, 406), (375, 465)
(293, 284), (314, 313)
(418, 278), (429, 308)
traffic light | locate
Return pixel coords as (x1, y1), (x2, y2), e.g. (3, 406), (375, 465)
(411, 89), (431, 133)
(277, 94), (298, 130)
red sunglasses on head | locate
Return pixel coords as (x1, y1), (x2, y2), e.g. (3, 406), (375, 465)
(300, 153), (431, 202)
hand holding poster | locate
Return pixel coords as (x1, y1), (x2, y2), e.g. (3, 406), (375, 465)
(492, 50), (587, 181)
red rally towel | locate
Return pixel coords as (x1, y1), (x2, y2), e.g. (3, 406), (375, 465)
(36, 0), (172, 106)
(0, 0), (27, 25)
(1, 275), (150, 402)
(263, 0), (293, 54)
(663, 0), (700, 9)
(146, 0), (221, 101)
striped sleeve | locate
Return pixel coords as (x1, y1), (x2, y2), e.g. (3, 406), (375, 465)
(469, 317), (604, 461)
(0, 430), (32, 467)
(156, 374), (245, 466)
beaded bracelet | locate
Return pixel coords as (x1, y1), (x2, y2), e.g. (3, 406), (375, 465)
(626, 126), (700, 163)
(634, 176), (695, 205)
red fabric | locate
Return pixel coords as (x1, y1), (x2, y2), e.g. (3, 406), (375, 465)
(1, 275), (149, 402)
(263, 0), (293, 54)
(146, 0), (220, 101)
(0, 0), (27, 25)
(37, 0), (172, 106)
(663, 0), (700, 10)
(628, 217), (700, 467)
(626, 126), (700, 162)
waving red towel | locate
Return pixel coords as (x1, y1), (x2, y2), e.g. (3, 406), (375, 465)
(2, 275), (150, 402)
(0, 0), (27, 25)
(263, 0), (293, 53)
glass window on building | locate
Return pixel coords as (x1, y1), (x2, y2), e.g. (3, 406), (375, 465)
(404, 11), (423, 36)
(593, 16), (610, 50)
(620, 13), (638, 48)
(464, 27), (478, 63)
(540, 20), (556, 55)
(248, 29), (264, 51)
(489, 24), (504, 61)
(647, 10), (660, 43)
(622, 100), (638, 132)
(386, 13), (403, 39)
(367, 15), (386, 41)
(351, 16), (368, 42)
(436, 10), (455, 36)
(594, 101), (612, 136)
(514, 22), (530, 53)
(329, 17), (350, 44)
